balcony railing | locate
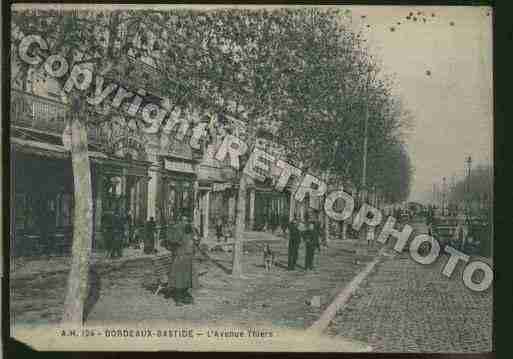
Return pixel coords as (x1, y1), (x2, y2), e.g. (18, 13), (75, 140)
(11, 89), (121, 146)
(11, 89), (69, 135)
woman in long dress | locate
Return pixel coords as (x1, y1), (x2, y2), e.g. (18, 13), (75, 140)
(166, 215), (196, 305)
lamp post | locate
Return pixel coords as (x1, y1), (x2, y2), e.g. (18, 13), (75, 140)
(356, 72), (374, 253)
(442, 177), (447, 216)
(323, 140), (340, 245)
(465, 156), (472, 219)
(357, 104), (369, 252)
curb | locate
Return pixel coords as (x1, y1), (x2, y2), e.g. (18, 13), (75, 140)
(307, 249), (384, 340)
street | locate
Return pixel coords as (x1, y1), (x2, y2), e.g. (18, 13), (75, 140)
(328, 221), (492, 352)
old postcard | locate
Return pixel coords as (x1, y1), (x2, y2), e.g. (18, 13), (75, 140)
(9, 4), (493, 352)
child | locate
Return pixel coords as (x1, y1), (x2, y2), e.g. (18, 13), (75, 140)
(215, 217), (223, 242)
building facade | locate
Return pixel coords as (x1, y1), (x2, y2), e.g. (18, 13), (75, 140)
(11, 88), (157, 255)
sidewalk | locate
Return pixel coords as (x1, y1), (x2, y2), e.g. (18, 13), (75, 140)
(10, 230), (283, 281)
(11, 234), (377, 329)
(85, 238), (373, 328)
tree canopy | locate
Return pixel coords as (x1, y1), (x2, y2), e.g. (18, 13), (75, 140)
(12, 7), (413, 202)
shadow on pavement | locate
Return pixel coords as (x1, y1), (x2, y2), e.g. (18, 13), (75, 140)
(196, 246), (232, 275)
(83, 267), (101, 322)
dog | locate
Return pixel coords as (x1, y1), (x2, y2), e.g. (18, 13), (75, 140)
(263, 244), (275, 272)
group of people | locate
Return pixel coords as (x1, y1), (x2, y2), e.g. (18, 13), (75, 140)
(215, 216), (235, 242)
(287, 217), (322, 271)
(101, 209), (199, 306)
(255, 213), (289, 234)
(102, 210), (158, 259)
(101, 210), (127, 259)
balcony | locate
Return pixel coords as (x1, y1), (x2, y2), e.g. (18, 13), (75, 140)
(11, 89), (112, 146)
(11, 89), (206, 162)
(11, 89), (69, 136)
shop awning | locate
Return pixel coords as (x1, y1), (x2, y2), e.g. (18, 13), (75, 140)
(197, 163), (236, 183)
(163, 158), (195, 174)
(11, 137), (108, 160)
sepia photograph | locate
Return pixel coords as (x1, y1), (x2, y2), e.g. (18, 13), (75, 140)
(8, 4), (493, 353)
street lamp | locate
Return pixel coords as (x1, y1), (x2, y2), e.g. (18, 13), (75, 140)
(357, 102), (370, 252)
(465, 155), (472, 217)
(442, 177), (446, 216)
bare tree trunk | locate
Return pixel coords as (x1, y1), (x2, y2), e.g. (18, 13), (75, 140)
(232, 174), (247, 277)
(62, 111), (93, 325)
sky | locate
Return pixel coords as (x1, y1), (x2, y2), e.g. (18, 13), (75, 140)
(346, 6), (493, 204)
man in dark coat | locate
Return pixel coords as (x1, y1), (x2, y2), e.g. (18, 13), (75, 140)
(269, 213), (279, 234)
(287, 218), (301, 270)
(102, 211), (114, 258)
(111, 212), (124, 258)
(304, 222), (319, 271)
(280, 214), (289, 236)
(125, 212), (134, 246)
(144, 217), (157, 254)
(313, 218), (322, 251)
(38, 202), (56, 254)
(215, 216), (224, 242)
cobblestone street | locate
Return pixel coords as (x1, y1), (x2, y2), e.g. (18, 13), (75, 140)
(328, 247), (493, 352)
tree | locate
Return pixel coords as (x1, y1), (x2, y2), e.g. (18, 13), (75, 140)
(11, 8), (156, 324)
(144, 8), (413, 252)
(12, 7), (414, 293)
(449, 163), (492, 214)
(150, 8), (400, 272)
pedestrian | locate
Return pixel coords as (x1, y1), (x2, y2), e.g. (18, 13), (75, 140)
(287, 217), (301, 270)
(297, 217), (307, 240)
(215, 216), (223, 242)
(133, 222), (142, 249)
(111, 211), (124, 258)
(126, 212), (134, 247)
(144, 217), (157, 254)
(303, 222), (318, 271)
(367, 227), (375, 247)
(38, 201), (55, 254)
(102, 211), (114, 258)
(269, 213), (279, 234)
(224, 220), (234, 242)
(313, 217), (322, 250)
(166, 214), (195, 305)
(280, 214), (289, 236)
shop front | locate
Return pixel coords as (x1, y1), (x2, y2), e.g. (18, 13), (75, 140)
(196, 161), (237, 240)
(93, 155), (151, 250)
(252, 187), (290, 231)
(10, 90), (152, 255)
(12, 148), (74, 256)
(11, 140), (151, 256)
(157, 157), (196, 226)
